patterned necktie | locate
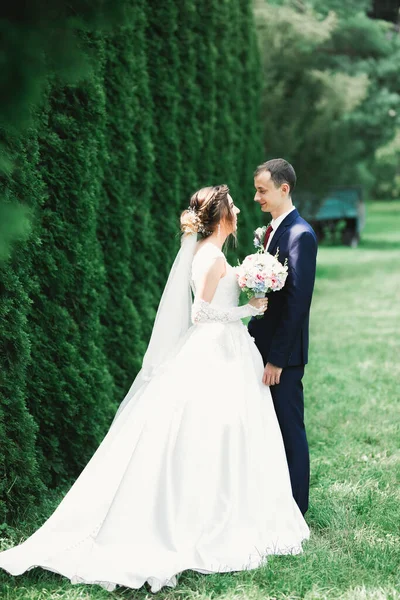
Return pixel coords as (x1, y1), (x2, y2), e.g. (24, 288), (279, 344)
(263, 224), (274, 250)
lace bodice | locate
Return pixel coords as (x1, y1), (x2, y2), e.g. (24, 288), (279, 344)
(191, 243), (240, 309)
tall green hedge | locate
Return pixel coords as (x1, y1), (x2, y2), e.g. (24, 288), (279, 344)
(0, 134), (46, 521)
(0, 0), (263, 521)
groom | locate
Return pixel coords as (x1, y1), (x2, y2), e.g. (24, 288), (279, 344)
(248, 158), (317, 516)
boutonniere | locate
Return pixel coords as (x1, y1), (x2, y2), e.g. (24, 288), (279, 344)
(253, 226), (267, 250)
(253, 223), (273, 251)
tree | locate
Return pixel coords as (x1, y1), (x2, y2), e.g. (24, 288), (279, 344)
(254, 0), (400, 205)
(0, 0), (264, 520)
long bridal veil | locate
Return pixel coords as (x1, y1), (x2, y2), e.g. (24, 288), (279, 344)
(112, 233), (197, 422)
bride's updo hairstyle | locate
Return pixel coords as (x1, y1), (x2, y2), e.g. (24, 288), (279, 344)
(180, 184), (234, 238)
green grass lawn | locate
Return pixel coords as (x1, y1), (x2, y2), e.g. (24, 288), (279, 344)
(1, 201), (399, 600)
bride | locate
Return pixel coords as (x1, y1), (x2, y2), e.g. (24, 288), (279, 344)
(0, 184), (309, 593)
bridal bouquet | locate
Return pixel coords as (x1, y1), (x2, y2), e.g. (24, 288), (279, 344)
(235, 250), (288, 299)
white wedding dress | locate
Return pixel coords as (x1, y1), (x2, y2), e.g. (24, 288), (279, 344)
(0, 241), (309, 593)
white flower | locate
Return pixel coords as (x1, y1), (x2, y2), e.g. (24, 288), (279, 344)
(254, 226), (266, 240)
(246, 276), (256, 288)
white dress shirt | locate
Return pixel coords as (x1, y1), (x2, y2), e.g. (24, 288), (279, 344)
(265, 206), (296, 251)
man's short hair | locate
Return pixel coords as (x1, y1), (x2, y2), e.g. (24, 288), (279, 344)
(254, 158), (296, 194)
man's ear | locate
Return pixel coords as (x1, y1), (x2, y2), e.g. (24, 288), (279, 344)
(281, 183), (290, 195)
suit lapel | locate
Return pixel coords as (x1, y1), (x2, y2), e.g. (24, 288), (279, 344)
(268, 209), (299, 256)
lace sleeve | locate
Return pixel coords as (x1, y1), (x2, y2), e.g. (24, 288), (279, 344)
(191, 298), (262, 324)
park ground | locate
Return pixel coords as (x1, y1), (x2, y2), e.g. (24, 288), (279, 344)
(0, 201), (399, 600)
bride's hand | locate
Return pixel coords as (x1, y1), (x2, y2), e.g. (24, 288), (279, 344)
(249, 297), (268, 313)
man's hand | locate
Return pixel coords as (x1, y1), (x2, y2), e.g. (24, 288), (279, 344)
(262, 362), (283, 386)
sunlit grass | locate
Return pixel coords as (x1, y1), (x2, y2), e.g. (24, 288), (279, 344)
(1, 201), (399, 599)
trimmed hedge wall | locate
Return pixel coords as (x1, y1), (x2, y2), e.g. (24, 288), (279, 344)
(0, 0), (263, 521)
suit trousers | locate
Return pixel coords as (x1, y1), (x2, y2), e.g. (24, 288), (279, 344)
(269, 365), (309, 515)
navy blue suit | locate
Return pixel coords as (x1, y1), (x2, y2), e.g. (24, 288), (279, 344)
(248, 209), (317, 515)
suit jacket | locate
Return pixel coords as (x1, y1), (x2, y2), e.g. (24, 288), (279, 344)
(248, 209), (317, 368)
